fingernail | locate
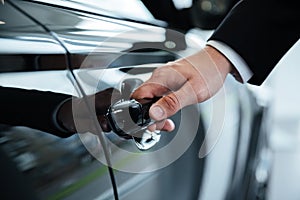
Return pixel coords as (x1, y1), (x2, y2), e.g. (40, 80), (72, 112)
(150, 105), (165, 120)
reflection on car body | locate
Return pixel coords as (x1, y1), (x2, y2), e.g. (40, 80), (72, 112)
(0, 1), (271, 200)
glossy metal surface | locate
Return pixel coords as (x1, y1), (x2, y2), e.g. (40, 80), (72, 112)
(0, 0), (185, 72)
(29, 0), (161, 25)
(0, 1), (204, 199)
(106, 98), (162, 150)
(0, 1), (67, 71)
(0, 1), (269, 200)
(0, 65), (205, 200)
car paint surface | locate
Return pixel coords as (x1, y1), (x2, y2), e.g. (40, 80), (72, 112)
(0, 1), (269, 200)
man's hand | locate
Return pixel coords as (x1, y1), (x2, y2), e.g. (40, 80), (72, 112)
(131, 45), (233, 131)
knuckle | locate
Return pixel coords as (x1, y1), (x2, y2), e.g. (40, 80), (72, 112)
(192, 78), (210, 102)
(162, 95), (180, 114)
(196, 87), (210, 102)
(153, 65), (171, 74)
(151, 68), (164, 79)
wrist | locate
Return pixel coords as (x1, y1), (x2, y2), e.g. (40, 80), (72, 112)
(204, 45), (233, 76)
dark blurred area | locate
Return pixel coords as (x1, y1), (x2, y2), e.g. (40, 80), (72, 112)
(0, 125), (100, 200)
(141, 0), (239, 32)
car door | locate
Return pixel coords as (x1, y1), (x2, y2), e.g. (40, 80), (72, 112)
(0, 1), (270, 200)
(0, 1), (206, 200)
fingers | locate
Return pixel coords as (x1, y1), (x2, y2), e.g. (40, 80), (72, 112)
(131, 82), (169, 100)
(131, 63), (197, 121)
(149, 80), (200, 121)
(148, 119), (175, 132)
(131, 63), (188, 100)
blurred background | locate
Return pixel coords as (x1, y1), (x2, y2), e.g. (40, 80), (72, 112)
(1, 0), (300, 200)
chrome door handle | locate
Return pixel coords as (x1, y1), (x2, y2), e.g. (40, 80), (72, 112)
(106, 97), (161, 150)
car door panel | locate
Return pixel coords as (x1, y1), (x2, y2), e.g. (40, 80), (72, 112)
(0, 1), (269, 200)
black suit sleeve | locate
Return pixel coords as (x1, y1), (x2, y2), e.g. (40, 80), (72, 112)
(209, 0), (300, 85)
(0, 86), (73, 137)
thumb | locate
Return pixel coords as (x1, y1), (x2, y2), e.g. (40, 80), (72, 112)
(149, 82), (199, 121)
(149, 93), (181, 121)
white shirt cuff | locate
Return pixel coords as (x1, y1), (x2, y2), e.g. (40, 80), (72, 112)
(207, 40), (253, 83)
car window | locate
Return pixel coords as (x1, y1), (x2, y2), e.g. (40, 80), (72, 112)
(29, 0), (158, 23)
